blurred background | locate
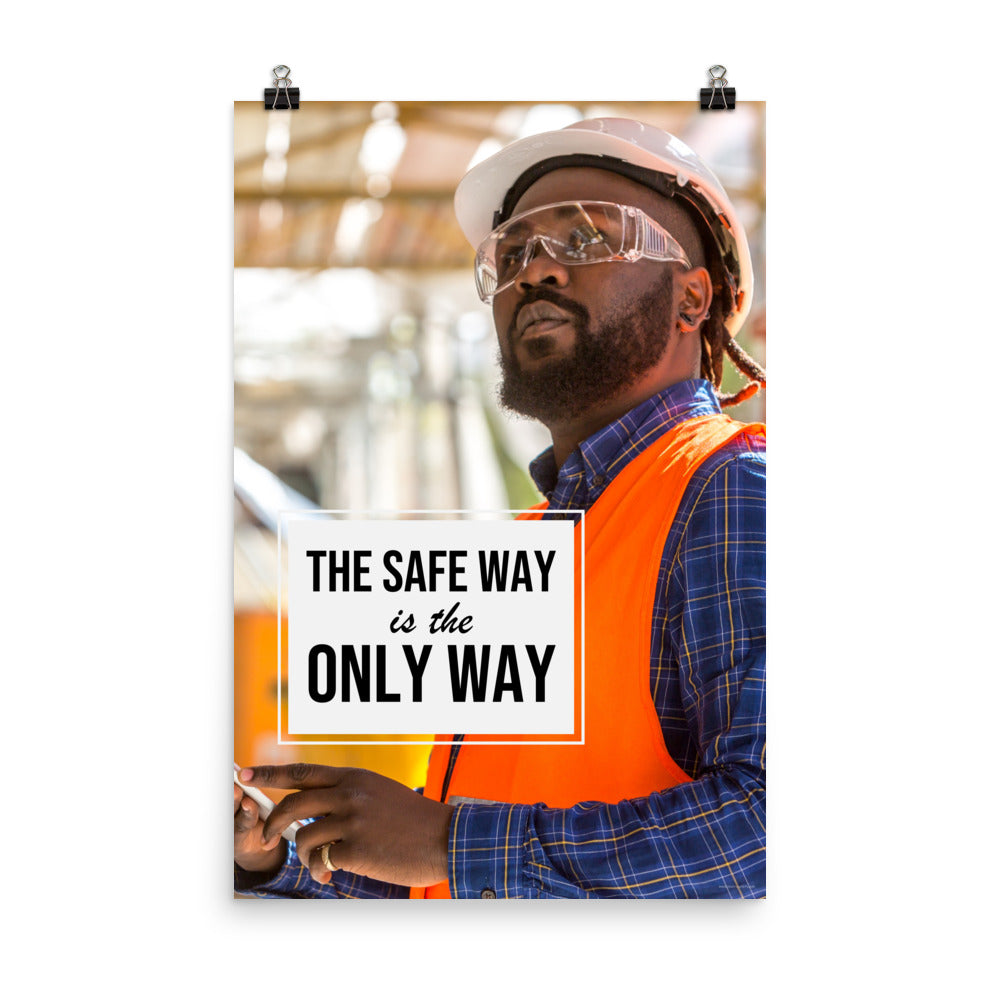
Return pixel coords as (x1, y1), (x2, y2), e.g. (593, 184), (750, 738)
(233, 101), (766, 786)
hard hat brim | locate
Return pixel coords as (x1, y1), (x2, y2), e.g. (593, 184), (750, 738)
(456, 125), (720, 245)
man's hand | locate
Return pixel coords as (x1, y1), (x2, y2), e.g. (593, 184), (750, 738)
(240, 763), (455, 888)
(234, 783), (286, 875)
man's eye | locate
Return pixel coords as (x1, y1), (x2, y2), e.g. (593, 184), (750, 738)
(565, 225), (606, 257)
(498, 245), (526, 270)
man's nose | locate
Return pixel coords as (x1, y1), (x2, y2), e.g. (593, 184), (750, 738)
(515, 238), (569, 293)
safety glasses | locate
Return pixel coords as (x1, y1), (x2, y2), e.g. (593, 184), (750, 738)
(474, 200), (691, 303)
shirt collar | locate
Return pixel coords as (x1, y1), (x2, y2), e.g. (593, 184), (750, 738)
(528, 379), (722, 508)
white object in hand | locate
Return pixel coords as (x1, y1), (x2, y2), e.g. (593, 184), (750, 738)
(234, 763), (304, 842)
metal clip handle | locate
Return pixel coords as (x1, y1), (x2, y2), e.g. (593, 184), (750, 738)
(270, 65), (292, 110)
(707, 65), (730, 110)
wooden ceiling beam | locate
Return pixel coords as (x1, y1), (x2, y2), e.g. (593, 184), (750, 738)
(234, 115), (372, 171)
(235, 188), (458, 202)
(234, 260), (474, 272)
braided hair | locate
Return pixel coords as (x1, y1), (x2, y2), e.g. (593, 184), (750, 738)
(697, 245), (766, 407)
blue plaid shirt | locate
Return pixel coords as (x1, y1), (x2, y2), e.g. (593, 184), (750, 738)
(237, 378), (766, 899)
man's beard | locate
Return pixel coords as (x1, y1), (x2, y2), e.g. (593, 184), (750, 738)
(497, 273), (673, 423)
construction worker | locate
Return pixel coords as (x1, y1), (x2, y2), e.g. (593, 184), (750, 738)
(235, 118), (766, 899)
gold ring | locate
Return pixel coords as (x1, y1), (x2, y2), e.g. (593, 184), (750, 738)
(321, 843), (336, 871)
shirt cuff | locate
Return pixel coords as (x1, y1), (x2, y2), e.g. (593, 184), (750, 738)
(234, 839), (341, 898)
(448, 802), (537, 899)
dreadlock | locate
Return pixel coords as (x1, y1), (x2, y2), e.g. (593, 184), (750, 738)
(688, 210), (766, 408)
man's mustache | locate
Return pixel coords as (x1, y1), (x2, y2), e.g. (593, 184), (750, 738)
(507, 289), (590, 342)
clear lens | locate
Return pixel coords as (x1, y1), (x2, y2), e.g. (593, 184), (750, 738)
(474, 201), (689, 303)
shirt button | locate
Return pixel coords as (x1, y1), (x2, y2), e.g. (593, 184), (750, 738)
(480, 888), (497, 899)
(592, 474), (606, 487)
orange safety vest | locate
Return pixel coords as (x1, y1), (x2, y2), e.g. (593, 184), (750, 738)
(411, 412), (765, 898)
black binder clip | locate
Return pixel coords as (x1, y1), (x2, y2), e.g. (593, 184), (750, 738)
(264, 65), (299, 110)
(700, 65), (735, 110)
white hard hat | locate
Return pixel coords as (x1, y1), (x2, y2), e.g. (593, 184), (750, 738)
(455, 118), (753, 338)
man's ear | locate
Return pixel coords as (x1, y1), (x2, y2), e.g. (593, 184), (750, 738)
(676, 266), (712, 332)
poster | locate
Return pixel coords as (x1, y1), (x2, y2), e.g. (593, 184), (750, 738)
(233, 100), (766, 898)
